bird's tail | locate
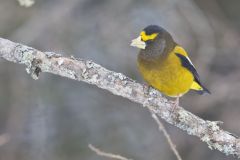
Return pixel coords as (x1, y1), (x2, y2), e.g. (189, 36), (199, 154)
(191, 81), (211, 95)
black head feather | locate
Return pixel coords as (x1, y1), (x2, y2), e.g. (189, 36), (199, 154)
(143, 25), (166, 35)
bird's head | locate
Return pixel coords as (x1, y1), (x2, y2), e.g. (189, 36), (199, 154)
(131, 25), (175, 57)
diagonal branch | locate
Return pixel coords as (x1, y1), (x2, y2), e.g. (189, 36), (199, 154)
(147, 107), (182, 160)
(0, 37), (239, 158)
(89, 144), (132, 160)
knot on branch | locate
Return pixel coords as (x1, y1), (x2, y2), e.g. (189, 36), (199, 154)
(14, 44), (42, 79)
(26, 58), (42, 80)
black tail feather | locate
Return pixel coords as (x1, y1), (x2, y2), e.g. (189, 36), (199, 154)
(194, 85), (211, 95)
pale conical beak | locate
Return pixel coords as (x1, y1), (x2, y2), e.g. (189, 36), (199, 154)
(130, 36), (146, 49)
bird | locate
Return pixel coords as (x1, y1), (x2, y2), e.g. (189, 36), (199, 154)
(130, 25), (210, 106)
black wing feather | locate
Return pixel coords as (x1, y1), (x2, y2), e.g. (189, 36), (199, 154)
(175, 53), (210, 94)
(175, 53), (200, 83)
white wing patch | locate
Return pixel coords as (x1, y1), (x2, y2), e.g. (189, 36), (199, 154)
(186, 56), (195, 67)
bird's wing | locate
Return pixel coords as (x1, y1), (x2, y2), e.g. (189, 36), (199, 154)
(175, 53), (200, 83)
(175, 53), (210, 94)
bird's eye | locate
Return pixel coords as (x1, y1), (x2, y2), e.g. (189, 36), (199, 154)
(145, 40), (153, 45)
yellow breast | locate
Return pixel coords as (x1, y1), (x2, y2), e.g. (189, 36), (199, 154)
(137, 47), (194, 97)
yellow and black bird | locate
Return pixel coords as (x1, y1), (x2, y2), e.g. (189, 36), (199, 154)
(131, 25), (210, 106)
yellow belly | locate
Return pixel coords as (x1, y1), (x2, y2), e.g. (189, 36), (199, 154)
(137, 52), (194, 97)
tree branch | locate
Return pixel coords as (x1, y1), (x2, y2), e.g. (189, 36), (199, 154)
(89, 144), (132, 160)
(147, 107), (182, 160)
(0, 37), (239, 158)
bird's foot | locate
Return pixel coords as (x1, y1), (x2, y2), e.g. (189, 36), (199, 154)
(143, 84), (151, 97)
(170, 97), (179, 114)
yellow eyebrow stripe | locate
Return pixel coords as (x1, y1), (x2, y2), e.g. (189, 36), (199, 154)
(140, 31), (158, 41)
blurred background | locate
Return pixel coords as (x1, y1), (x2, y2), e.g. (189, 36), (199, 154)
(0, 0), (240, 159)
